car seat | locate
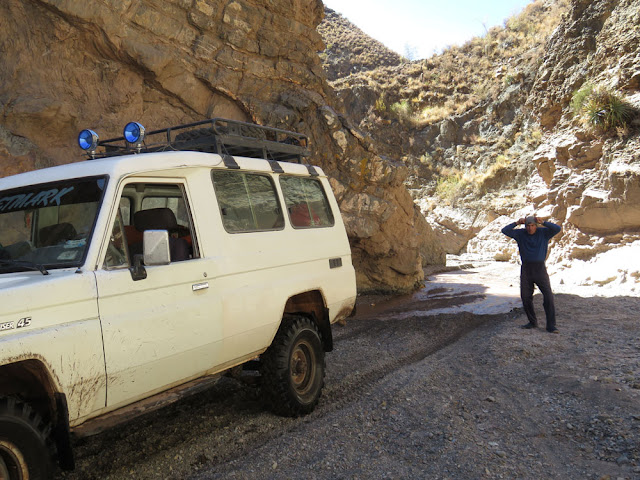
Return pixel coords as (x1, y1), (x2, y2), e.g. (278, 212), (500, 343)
(130, 208), (190, 262)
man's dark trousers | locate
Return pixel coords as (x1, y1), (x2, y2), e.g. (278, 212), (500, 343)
(520, 261), (555, 329)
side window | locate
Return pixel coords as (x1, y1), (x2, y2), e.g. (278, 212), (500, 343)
(119, 197), (131, 225)
(211, 170), (284, 233)
(103, 182), (197, 267)
(104, 210), (129, 269)
(279, 176), (335, 228)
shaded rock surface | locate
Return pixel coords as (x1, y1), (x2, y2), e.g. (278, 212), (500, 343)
(0, 0), (444, 293)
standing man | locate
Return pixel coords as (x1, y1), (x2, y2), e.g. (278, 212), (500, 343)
(502, 215), (562, 333)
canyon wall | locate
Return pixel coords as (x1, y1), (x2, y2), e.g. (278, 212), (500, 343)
(0, 0), (444, 293)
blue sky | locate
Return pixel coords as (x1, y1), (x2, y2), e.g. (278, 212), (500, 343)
(322, 0), (534, 59)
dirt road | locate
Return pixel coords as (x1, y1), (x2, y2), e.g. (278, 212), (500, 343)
(59, 265), (640, 479)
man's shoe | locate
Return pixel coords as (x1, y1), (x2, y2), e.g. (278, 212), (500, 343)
(521, 323), (537, 329)
(547, 327), (559, 334)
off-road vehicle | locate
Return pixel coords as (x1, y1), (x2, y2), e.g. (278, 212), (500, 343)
(0, 118), (357, 479)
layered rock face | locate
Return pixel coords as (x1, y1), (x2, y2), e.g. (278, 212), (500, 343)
(469, 0), (640, 269)
(512, 0), (640, 263)
(318, 2), (568, 258)
(0, 0), (443, 293)
(319, 0), (640, 284)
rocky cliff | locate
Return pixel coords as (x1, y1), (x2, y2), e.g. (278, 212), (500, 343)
(466, 0), (640, 267)
(505, 0), (640, 288)
(321, 0), (640, 291)
(0, 0), (444, 293)
(319, 1), (570, 253)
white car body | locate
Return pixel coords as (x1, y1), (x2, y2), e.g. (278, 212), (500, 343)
(0, 148), (356, 470)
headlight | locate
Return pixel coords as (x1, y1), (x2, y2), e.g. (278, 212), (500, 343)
(78, 129), (99, 151)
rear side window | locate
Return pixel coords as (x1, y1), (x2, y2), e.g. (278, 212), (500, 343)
(280, 176), (335, 228)
(211, 171), (284, 233)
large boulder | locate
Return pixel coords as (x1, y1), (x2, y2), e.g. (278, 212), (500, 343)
(424, 206), (489, 255)
(466, 215), (519, 262)
(567, 159), (640, 233)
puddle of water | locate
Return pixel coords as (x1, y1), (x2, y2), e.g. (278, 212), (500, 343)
(356, 262), (522, 319)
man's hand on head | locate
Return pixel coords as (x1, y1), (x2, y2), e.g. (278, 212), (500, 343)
(517, 218), (525, 225)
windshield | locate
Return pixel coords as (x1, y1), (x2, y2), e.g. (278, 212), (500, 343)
(0, 177), (107, 273)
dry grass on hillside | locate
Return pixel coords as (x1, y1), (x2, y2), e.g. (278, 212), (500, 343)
(321, 0), (570, 126)
(319, 0), (570, 210)
(318, 8), (403, 81)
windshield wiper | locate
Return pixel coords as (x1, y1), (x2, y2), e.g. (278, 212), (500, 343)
(0, 259), (49, 275)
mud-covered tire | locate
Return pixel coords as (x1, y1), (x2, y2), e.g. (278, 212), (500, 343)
(0, 397), (53, 480)
(261, 315), (325, 417)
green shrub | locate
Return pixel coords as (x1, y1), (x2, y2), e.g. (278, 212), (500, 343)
(583, 88), (635, 131)
(570, 83), (593, 115)
(503, 74), (516, 86)
(572, 85), (636, 133)
(390, 100), (412, 118)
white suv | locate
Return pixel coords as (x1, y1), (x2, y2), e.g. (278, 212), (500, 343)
(0, 119), (356, 479)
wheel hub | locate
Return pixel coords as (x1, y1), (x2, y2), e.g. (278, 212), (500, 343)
(290, 340), (315, 393)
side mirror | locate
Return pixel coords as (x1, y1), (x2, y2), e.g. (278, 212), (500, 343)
(128, 230), (170, 281)
(143, 230), (171, 266)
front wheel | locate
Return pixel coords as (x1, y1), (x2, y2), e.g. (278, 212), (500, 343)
(261, 315), (325, 417)
(0, 397), (52, 480)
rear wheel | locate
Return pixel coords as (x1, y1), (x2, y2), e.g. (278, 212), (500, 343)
(0, 398), (52, 480)
(261, 315), (325, 417)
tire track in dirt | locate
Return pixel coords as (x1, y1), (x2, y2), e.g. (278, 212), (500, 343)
(186, 310), (512, 480)
(333, 294), (486, 343)
(322, 311), (502, 412)
(186, 311), (508, 480)
(59, 309), (508, 480)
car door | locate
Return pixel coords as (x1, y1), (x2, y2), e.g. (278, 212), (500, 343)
(94, 179), (223, 408)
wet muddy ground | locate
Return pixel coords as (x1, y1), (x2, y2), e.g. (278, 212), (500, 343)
(57, 264), (640, 479)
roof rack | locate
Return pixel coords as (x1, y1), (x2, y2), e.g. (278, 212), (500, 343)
(85, 118), (310, 164)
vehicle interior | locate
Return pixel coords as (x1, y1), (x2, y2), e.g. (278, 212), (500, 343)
(118, 183), (196, 263)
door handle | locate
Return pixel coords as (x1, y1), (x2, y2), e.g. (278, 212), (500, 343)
(192, 282), (209, 292)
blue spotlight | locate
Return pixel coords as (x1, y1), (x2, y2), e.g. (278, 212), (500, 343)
(78, 129), (99, 151)
(123, 122), (145, 144)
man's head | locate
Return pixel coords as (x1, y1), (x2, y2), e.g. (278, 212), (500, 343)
(525, 216), (537, 235)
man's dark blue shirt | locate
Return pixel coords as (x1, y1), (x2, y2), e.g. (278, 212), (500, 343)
(501, 221), (561, 263)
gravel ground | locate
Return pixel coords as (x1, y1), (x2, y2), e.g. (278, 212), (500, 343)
(58, 267), (640, 480)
